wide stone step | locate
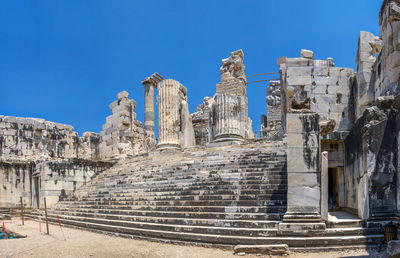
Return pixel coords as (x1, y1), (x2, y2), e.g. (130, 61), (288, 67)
(94, 180), (288, 190)
(328, 220), (364, 228)
(84, 188), (287, 199)
(76, 193), (288, 202)
(46, 213), (279, 237)
(96, 165), (287, 180)
(54, 204), (287, 213)
(59, 199), (287, 207)
(128, 175), (288, 184)
(324, 227), (382, 236)
(115, 158), (286, 169)
(50, 210), (280, 228)
(32, 215), (384, 247)
(88, 184), (288, 195)
(80, 170), (288, 188)
(51, 207), (284, 220)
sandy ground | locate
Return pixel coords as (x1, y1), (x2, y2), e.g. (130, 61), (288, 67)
(0, 218), (384, 258)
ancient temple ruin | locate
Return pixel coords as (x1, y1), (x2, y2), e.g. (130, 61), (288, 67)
(2, 0), (400, 250)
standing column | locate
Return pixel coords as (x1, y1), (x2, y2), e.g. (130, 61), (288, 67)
(157, 79), (182, 150)
(142, 81), (155, 132)
(214, 94), (246, 142)
(141, 73), (164, 133)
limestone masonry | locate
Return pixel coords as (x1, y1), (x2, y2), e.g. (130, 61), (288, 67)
(2, 0), (400, 251)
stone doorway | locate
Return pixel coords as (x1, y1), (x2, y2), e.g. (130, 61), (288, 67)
(32, 175), (40, 208)
(328, 168), (339, 210)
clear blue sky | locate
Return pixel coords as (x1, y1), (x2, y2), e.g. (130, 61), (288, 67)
(0, 0), (382, 135)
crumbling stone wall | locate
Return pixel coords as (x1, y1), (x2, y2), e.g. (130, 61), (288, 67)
(264, 80), (283, 138)
(192, 97), (215, 146)
(355, 31), (382, 119)
(0, 116), (100, 161)
(374, 0), (400, 98)
(99, 91), (155, 158)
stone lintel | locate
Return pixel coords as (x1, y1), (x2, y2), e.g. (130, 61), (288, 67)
(141, 73), (164, 88)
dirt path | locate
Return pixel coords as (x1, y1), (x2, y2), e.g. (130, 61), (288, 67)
(0, 218), (382, 258)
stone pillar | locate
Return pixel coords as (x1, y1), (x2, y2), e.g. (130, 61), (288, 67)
(157, 79), (182, 150)
(141, 73), (164, 133)
(214, 94), (246, 142)
(321, 151), (329, 221)
(279, 112), (326, 235)
(143, 82), (155, 132)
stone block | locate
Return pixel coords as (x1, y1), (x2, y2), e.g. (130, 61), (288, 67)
(278, 57), (312, 67)
(287, 185), (321, 208)
(313, 67), (330, 77)
(286, 67), (313, 85)
(286, 113), (320, 134)
(287, 147), (320, 172)
(301, 49), (314, 59)
(117, 91), (129, 100)
(288, 172), (319, 187)
(285, 133), (319, 148)
(313, 76), (337, 86)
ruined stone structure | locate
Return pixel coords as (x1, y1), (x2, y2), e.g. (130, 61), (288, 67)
(262, 80), (282, 138)
(2, 1), (400, 250)
(157, 79), (195, 150)
(99, 91), (155, 159)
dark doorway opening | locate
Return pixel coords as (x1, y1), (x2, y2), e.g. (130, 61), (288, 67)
(328, 168), (339, 210)
(33, 176), (40, 208)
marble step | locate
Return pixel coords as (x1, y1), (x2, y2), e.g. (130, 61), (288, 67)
(54, 204), (288, 213)
(50, 210), (281, 228)
(76, 193), (288, 202)
(58, 199), (288, 207)
(83, 188), (288, 198)
(45, 213), (280, 237)
(50, 207), (285, 220)
(28, 215), (384, 247)
(86, 184), (288, 195)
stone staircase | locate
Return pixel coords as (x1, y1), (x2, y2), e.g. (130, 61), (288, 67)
(27, 141), (384, 249)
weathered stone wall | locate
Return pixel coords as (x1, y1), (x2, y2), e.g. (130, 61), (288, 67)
(279, 50), (354, 135)
(345, 103), (399, 219)
(0, 161), (34, 207)
(99, 91), (155, 159)
(374, 0), (400, 98)
(0, 159), (113, 208)
(36, 159), (113, 208)
(0, 116), (100, 161)
(355, 31), (382, 118)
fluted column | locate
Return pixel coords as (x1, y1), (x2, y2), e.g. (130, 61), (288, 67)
(214, 94), (246, 142)
(157, 79), (181, 150)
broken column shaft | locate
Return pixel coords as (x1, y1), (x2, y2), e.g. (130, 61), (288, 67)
(214, 94), (246, 141)
(157, 79), (185, 150)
